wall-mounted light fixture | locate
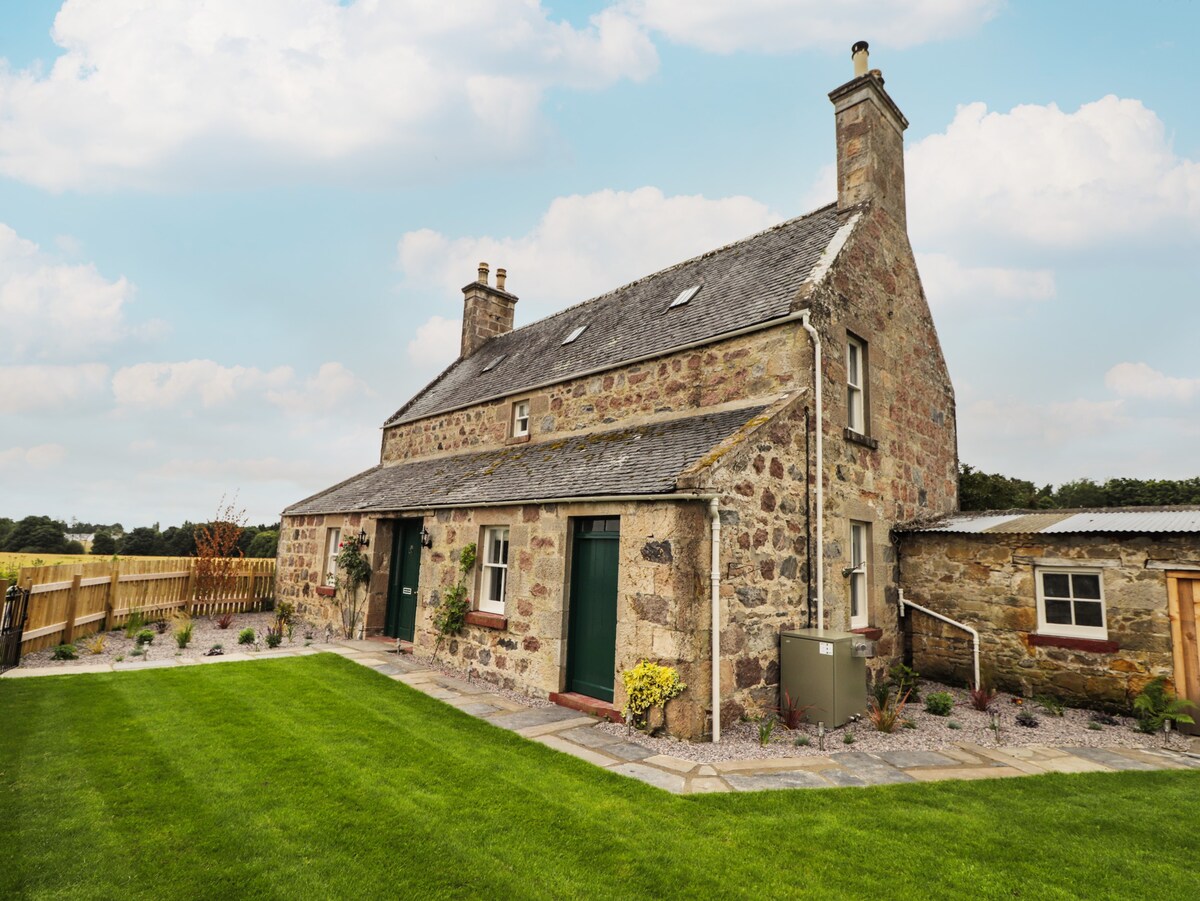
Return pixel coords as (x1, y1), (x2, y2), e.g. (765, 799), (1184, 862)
(357, 528), (369, 548)
(420, 527), (433, 549)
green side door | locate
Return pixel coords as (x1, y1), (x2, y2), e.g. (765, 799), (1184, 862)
(385, 520), (422, 642)
(566, 517), (620, 702)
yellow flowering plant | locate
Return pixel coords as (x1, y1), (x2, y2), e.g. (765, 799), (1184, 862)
(621, 660), (686, 727)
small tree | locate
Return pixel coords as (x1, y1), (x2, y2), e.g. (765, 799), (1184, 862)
(334, 537), (372, 639)
(432, 544), (477, 655)
(194, 497), (247, 606)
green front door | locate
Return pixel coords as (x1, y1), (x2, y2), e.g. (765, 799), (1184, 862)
(385, 520), (423, 642)
(566, 517), (620, 702)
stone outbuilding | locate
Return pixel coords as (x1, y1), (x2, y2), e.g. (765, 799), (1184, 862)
(898, 508), (1200, 724)
(277, 43), (959, 739)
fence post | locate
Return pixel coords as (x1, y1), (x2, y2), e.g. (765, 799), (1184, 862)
(103, 566), (120, 631)
(61, 574), (82, 645)
(184, 562), (197, 617)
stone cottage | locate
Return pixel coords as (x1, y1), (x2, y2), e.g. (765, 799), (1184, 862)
(898, 509), (1200, 724)
(277, 42), (959, 739)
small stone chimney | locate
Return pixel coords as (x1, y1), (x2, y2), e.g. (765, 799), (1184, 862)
(460, 262), (518, 358)
(828, 40), (910, 228)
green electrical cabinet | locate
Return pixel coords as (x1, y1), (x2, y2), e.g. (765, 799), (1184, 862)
(779, 629), (868, 728)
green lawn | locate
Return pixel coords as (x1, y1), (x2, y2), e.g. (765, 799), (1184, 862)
(1, 655), (1195, 900)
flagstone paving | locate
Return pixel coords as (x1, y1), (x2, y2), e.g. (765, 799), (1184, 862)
(7, 640), (1200, 793)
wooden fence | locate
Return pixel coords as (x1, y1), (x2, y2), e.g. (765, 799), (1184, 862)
(12, 557), (276, 654)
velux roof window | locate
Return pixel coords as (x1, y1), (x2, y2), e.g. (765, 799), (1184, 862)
(669, 285), (702, 309)
(562, 325), (588, 345)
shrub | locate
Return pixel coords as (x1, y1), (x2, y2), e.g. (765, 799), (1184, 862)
(114, 654), (125, 662)
(969, 684), (998, 711)
(621, 660), (687, 726)
(130, 649), (144, 658)
(123, 611), (146, 638)
(901, 719), (917, 730)
(1090, 712), (1120, 726)
(52, 644), (77, 660)
(868, 687), (911, 734)
(889, 664), (921, 701)
(794, 736), (811, 747)
(81, 634), (106, 655)
(1016, 709), (1039, 728)
(777, 691), (812, 730)
(237, 627), (256, 646)
(205, 645), (224, 657)
(265, 625), (283, 648)
(924, 691), (954, 717)
(1087, 721), (1102, 731)
(842, 732), (855, 745)
(175, 621), (194, 649)
(216, 612), (234, 629)
(1037, 696), (1065, 717)
(871, 679), (892, 708)
(431, 544), (477, 644)
(948, 720), (962, 730)
(334, 536), (374, 640)
(135, 629), (155, 647)
(757, 716), (776, 746)
(154, 619), (169, 635)
(1133, 676), (1196, 734)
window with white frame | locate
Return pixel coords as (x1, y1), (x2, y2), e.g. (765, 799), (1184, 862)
(847, 335), (866, 434)
(512, 401), (530, 437)
(1036, 568), (1106, 639)
(849, 521), (869, 629)
(479, 527), (510, 614)
(323, 528), (341, 586)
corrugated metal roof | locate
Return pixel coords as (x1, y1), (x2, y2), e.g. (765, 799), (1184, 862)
(902, 507), (1200, 535)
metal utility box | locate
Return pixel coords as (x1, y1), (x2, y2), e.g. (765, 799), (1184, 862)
(780, 629), (868, 727)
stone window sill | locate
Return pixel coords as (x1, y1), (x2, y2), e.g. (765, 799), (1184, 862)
(465, 610), (508, 630)
(844, 428), (879, 450)
(315, 586), (336, 598)
(1029, 633), (1119, 654)
(505, 434), (531, 446)
(851, 626), (884, 641)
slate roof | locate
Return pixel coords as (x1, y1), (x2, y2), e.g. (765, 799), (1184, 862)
(900, 507), (1200, 535)
(286, 405), (767, 515)
(387, 203), (846, 425)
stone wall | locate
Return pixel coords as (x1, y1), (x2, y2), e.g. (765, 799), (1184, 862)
(898, 531), (1197, 709)
(381, 324), (803, 463)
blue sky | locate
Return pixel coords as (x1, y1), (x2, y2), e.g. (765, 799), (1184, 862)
(2, 0), (1197, 526)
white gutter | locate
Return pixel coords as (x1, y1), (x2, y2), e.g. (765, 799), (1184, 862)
(709, 498), (722, 743)
(799, 311), (824, 628)
(898, 589), (980, 690)
(387, 312), (811, 428)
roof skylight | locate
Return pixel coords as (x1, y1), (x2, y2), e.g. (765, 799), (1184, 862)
(562, 325), (588, 345)
(669, 285), (702, 309)
(481, 355), (506, 373)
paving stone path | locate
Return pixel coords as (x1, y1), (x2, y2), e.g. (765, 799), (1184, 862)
(7, 640), (1199, 794)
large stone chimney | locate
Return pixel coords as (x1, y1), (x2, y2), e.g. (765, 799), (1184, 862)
(828, 41), (909, 228)
(460, 262), (517, 358)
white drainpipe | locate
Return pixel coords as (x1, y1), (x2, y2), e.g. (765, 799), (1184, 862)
(709, 498), (722, 743)
(898, 589), (981, 690)
(799, 311), (824, 628)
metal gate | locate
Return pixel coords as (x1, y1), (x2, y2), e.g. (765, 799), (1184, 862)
(1, 583), (30, 673)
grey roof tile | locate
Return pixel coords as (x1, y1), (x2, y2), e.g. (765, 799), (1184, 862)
(387, 204), (844, 425)
(901, 507), (1200, 535)
(285, 405), (767, 515)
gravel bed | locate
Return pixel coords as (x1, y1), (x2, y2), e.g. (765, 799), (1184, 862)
(596, 680), (1192, 763)
(388, 649), (555, 710)
(19, 612), (321, 667)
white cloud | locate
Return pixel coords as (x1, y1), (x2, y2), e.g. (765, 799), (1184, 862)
(0, 443), (67, 469)
(398, 186), (782, 320)
(907, 96), (1200, 252)
(406, 316), (463, 370)
(1105, 362), (1200, 403)
(626, 0), (999, 53)
(0, 364), (110, 412)
(267, 362), (372, 415)
(0, 0), (657, 191)
(0, 223), (137, 360)
(916, 252), (1055, 310)
(112, 360), (293, 409)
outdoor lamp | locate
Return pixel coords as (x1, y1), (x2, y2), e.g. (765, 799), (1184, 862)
(420, 527), (433, 549)
(357, 528), (369, 548)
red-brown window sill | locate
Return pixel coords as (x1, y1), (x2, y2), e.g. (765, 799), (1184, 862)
(315, 586), (336, 598)
(851, 626), (884, 641)
(1029, 634), (1119, 653)
(465, 611), (508, 630)
(505, 434), (531, 446)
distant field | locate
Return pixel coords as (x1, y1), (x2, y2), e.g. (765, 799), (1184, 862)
(0, 553), (182, 581)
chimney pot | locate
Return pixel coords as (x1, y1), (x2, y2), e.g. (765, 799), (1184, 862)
(851, 40), (869, 77)
(477, 262), (490, 285)
(496, 268), (507, 291)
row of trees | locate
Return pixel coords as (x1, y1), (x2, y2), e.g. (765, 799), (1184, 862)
(0, 515), (279, 558)
(958, 465), (1200, 512)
